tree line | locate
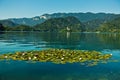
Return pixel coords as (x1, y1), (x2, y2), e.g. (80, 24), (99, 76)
(1, 16), (120, 32)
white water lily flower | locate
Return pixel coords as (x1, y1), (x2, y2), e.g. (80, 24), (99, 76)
(61, 58), (64, 60)
(79, 58), (82, 60)
(28, 57), (31, 60)
(4, 56), (8, 58)
(34, 56), (37, 59)
(22, 53), (25, 56)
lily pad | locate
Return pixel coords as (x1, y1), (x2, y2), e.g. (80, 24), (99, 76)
(0, 49), (112, 66)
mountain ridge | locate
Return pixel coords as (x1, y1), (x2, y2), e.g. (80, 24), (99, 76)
(1, 12), (120, 26)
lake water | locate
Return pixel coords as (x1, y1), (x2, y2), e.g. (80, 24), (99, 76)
(0, 32), (120, 80)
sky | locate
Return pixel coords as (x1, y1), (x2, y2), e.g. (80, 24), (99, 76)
(0, 0), (120, 19)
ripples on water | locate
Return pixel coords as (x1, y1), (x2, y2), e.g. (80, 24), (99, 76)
(0, 32), (120, 80)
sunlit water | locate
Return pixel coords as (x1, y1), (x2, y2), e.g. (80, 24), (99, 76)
(0, 32), (120, 80)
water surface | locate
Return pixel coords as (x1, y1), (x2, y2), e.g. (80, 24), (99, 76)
(0, 32), (120, 80)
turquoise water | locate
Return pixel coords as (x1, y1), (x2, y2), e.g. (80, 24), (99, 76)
(0, 32), (120, 80)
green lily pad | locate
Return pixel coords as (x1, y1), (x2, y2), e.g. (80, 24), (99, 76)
(0, 49), (112, 66)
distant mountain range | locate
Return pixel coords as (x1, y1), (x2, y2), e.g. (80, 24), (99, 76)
(0, 12), (120, 27)
(0, 20), (18, 27)
(0, 12), (120, 32)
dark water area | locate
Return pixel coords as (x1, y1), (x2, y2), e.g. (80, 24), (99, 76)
(0, 32), (120, 80)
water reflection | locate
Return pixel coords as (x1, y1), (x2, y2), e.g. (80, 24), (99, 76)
(0, 32), (120, 80)
(98, 33), (120, 49)
(0, 32), (120, 53)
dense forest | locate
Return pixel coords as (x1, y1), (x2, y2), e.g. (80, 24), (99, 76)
(98, 17), (120, 32)
(0, 13), (120, 32)
(0, 16), (84, 32)
(34, 16), (83, 32)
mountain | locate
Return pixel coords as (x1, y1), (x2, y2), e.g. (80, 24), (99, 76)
(1, 12), (120, 32)
(0, 20), (18, 27)
(83, 19), (107, 31)
(3, 12), (120, 26)
(98, 17), (120, 32)
(42, 12), (120, 22)
(8, 17), (46, 26)
(34, 16), (83, 32)
(1, 16), (120, 32)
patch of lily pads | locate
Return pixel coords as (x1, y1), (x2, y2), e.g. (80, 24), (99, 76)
(0, 49), (112, 66)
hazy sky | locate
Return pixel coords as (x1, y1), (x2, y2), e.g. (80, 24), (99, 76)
(0, 0), (120, 19)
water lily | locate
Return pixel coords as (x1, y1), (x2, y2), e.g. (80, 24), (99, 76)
(0, 49), (112, 66)
(4, 56), (8, 58)
(28, 57), (31, 60)
(79, 58), (82, 60)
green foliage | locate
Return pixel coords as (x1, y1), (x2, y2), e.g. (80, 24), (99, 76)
(1, 14), (120, 32)
(0, 49), (112, 66)
(98, 17), (120, 32)
(5, 25), (33, 31)
(83, 19), (107, 32)
(34, 16), (83, 32)
(0, 23), (5, 31)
